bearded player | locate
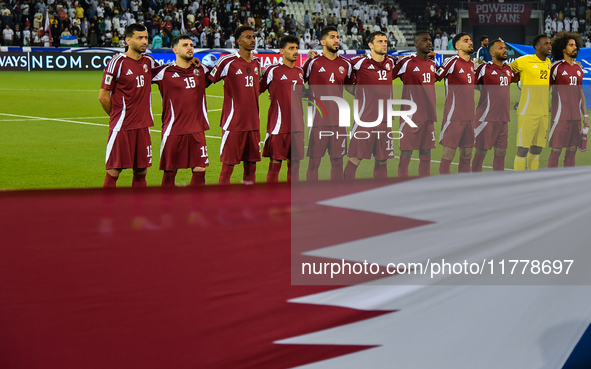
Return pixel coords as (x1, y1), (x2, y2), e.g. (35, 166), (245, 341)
(260, 35), (305, 182)
(548, 32), (589, 167)
(209, 26), (261, 184)
(152, 35), (212, 186)
(472, 39), (518, 172)
(303, 26), (354, 181)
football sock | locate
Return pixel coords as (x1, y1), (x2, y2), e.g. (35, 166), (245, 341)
(418, 155), (431, 177)
(306, 157), (321, 181)
(471, 153), (485, 172)
(439, 158), (452, 174)
(267, 162), (281, 183)
(288, 161), (299, 182)
(219, 164), (234, 184)
(344, 160), (358, 180)
(564, 150), (576, 167)
(398, 155), (410, 178)
(103, 173), (118, 188)
(548, 151), (560, 168)
(458, 157), (471, 173)
(527, 153), (540, 170)
(373, 162), (387, 179)
(243, 162), (256, 184)
(330, 158), (344, 180)
(493, 155), (505, 171)
(132, 173), (147, 188)
(514, 156), (526, 171)
(190, 171), (205, 186)
(161, 171), (176, 187)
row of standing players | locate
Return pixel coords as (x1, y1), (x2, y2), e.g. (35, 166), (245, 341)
(99, 24), (589, 188)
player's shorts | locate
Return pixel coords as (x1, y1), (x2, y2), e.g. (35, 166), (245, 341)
(220, 130), (261, 165)
(160, 132), (209, 171)
(474, 121), (508, 151)
(262, 132), (305, 161)
(399, 120), (436, 151)
(348, 122), (394, 160)
(549, 120), (581, 149)
(439, 120), (475, 149)
(517, 115), (548, 149)
(106, 127), (152, 169)
(307, 126), (347, 158)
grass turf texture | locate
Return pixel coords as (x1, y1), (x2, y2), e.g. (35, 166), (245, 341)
(1, 71), (589, 189)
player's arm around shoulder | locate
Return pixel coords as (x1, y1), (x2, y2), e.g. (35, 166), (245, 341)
(509, 55), (524, 73)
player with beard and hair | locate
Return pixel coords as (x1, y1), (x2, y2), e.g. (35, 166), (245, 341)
(152, 35), (212, 186)
(260, 35), (306, 183)
(393, 31), (438, 177)
(435, 32), (476, 174)
(302, 26), (354, 181)
(472, 39), (518, 172)
(509, 34), (552, 171)
(548, 32), (589, 167)
(343, 31), (397, 180)
(209, 26), (262, 185)
(100, 24), (158, 188)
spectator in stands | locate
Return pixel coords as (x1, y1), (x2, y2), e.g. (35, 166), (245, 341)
(340, 6), (347, 25)
(33, 9), (43, 29)
(441, 32), (448, 50)
(1, 5), (11, 27)
(391, 8), (397, 25)
(22, 24), (30, 46)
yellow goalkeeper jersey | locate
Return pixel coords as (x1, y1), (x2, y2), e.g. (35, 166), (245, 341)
(509, 54), (552, 116)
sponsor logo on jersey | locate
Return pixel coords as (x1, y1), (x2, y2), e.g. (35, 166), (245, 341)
(413, 67), (420, 72)
(318, 67), (326, 72)
(126, 69), (133, 75)
(368, 64), (375, 70)
(339, 66), (345, 74)
(281, 75), (288, 80)
(459, 68), (465, 74)
(236, 69), (243, 75)
(563, 71), (569, 75)
(143, 64), (148, 73)
(491, 71), (497, 75)
(172, 72), (180, 78)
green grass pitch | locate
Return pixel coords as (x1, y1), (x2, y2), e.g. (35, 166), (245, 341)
(0, 71), (589, 189)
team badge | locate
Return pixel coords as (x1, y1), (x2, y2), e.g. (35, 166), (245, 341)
(471, 67), (474, 73)
(255, 67), (259, 74)
(386, 63), (390, 70)
(194, 69), (200, 76)
(506, 70), (511, 76)
(577, 70), (582, 76)
(339, 66), (345, 74)
(299, 73), (303, 80)
(143, 64), (148, 73)
(430, 65), (435, 72)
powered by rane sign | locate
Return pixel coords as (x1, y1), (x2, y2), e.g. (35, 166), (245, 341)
(0, 52), (116, 71)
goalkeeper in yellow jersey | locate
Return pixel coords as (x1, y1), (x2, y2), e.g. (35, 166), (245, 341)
(509, 35), (552, 171)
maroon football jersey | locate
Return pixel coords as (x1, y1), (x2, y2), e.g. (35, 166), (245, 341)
(208, 53), (261, 131)
(551, 60), (584, 122)
(393, 55), (438, 123)
(349, 54), (396, 123)
(474, 62), (517, 123)
(152, 63), (210, 136)
(303, 54), (354, 126)
(436, 55), (475, 122)
(101, 53), (157, 131)
(260, 62), (305, 134)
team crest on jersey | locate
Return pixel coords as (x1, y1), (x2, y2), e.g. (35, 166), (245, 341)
(299, 73), (303, 80)
(143, 64), (148, 73)
(254, 67), (258, 74)
(339, 66), (345, 74)
(506, 70), (511, 76)
(194, 69), (200, 76)
(386, 63), (390, 70)
(430, 65), (435, 72)
(578, 70), (582, 76)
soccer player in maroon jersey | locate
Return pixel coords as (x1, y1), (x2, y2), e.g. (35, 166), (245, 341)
(209, 26), (261, 185)
(343, 31), (396, 180)
(302, 26), (354, 181)
(435, 32), (475, 174)
(260, 35), (305, 183)
(99, 24), (157, 188)
(152, 35), (212, 187)
(472, 40), (519, 172)
(393, 31), (438, 177)
(548, 32), (589, 168)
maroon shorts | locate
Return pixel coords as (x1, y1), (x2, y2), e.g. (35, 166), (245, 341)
(439, 120), (475, 149)
(474, 121), (508, 151)
(262, 132), (305, 161)
(399, 120), (436, 151)
(106, 127), (152, 169)
(348, 123), (394, 160)
(160, 132), (209, 171)
(307, 126), (347, 158)
(549, 120), (581, 149)
(220, 130), (261, 165)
